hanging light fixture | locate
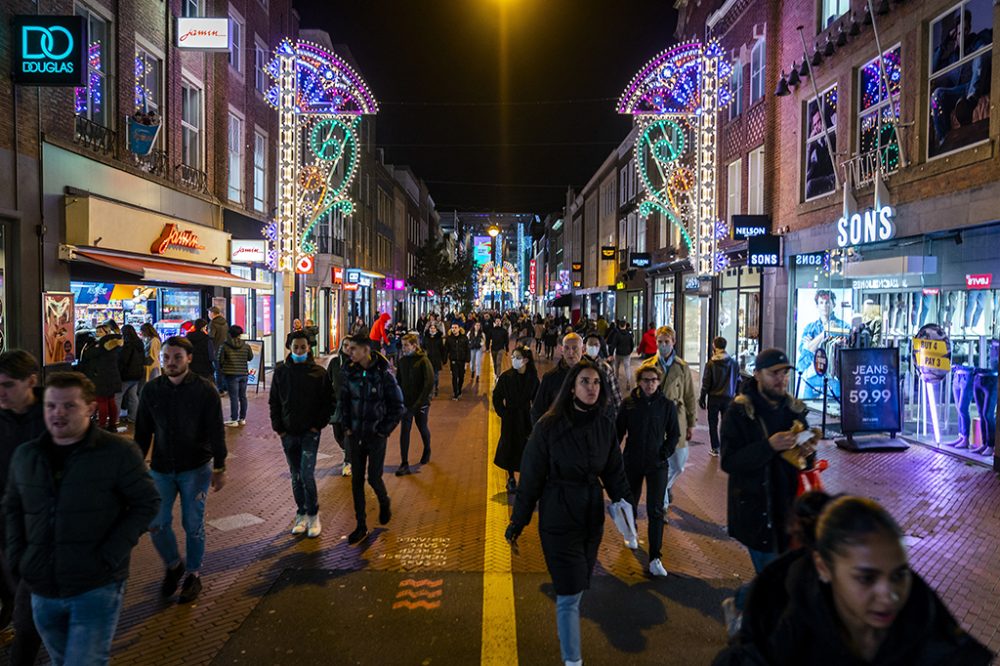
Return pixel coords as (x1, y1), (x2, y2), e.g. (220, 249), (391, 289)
(799, 58), (810, 78)
(787, 64), (801, 87)
(811, 43), (824, 67)
(849, 12), (861, 36)
(823, 33), (836, 56)
(774, 70), (791, 97)
(836, 24), (848, 47)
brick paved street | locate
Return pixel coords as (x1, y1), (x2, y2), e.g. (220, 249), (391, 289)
(1, 354), (998, 665)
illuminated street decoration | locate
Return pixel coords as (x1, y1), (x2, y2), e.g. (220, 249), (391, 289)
(477, 261), (520, 308)
(618, 40), (731, 276)
(263, 38), (377, 272)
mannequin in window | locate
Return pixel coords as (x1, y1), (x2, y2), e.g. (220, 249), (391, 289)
(948, 365), (975, 449)
(861, 299), (882, 346)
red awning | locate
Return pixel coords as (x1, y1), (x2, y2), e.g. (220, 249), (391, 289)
(72, 249), (270, 290)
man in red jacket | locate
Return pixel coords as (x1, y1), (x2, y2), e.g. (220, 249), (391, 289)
(368, 312), (392, 352)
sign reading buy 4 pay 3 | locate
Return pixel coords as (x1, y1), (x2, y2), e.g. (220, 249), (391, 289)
(913, 338), (951, 372)
(12, 16), (88, 87)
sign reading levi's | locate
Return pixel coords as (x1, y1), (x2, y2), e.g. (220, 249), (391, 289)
(151, 224), (206, 255)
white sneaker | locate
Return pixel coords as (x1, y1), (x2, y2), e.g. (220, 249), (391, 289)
(238, 419), (246, 425)
(307, 514), (322, 538)
(565, 660), (583, 666)
(342, 463), (352, 477)
(624, 537), (638, 549)
(224, 420), (239, 427)
(649, 558), (668, 577)
(291, 514), (308, 535)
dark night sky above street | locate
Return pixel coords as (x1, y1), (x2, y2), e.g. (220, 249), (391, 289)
(292, 0), (679, 214)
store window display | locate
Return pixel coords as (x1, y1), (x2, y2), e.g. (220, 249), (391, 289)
(716, 267), (762, 372)
(795, 288), (851, 400)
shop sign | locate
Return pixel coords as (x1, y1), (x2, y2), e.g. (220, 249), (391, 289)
(12, 16), (87, 87)
(571, 262), (583, 272)
(965, 274), (992, 289)
(151, 223), (206, 255)
(795, 252), (827, 267)
(384, 277), (394, 290)
(343, 283), (359, 291)
(359, 275), (373, 287)
(572, 280), (581, 288)
(912, 325), (952, 378)
(836, 204), (896, 248)
(295, 255), (314, 275)
(813, 348), (828, 376)
(852, 278), (907, 290)
(630, 252), (652, 268)
(616, 281), (626, 290)
(529, 260), (536, 294)
(731, 215), (771, 240)
(748, 235), (782, 267)
(346, 269), (360, 284)
(175, 17), (231, 51)
(601, 246), (616, 260)
(332, 267), (344, 284)
(394, 279), (405, 290)
(838, 347), (901, 435)
(922, 288), (940, 295)
(684, 276), (700, 291)
(230, 240), (266, 264)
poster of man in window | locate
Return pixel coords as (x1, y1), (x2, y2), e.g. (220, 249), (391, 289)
(804, 87), (837, 199)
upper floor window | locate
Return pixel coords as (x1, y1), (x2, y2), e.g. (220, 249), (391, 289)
(75, 5), (112, 127)
(750, 38), (766, 104)
(228, 112), (244, 202)
(748, 146), (764, 214)
(255, 38), (269, 94)
(229, 9), (244, 75)
(727, 158), (742, 219)
(134, 47), (161, 114)
(253, 130), (267, 212)
(181, 78), (203, 168)
(729, 60), (743, 120)
(182, 0), (200, 18)
(821, 0), (850, 30)
(929, 0), (993, 159)
(804, 86), (838, 200)
(858, 45), (902, 169)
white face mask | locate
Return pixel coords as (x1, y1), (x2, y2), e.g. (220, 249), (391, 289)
(586, 345), (600, 358)
(511, 358), (525, 370)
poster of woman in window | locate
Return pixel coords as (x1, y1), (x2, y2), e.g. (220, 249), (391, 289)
(42, 292), (76, 366)
(795, 288), (852, 400)
(804, 88), (837, 199)
(929, 0), (992, 158)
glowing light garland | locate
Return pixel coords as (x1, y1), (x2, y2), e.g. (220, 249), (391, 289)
(477, 261), (520, 307)
(263, 39), (377, 272)
(618, 39), (731, 276)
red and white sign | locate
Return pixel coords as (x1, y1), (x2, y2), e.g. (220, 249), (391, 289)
(295, 255), (315, 275)
(230, 240), (267, 264)
(966, 274), (993, 289)
(151, 223), (206, 255)
(176, 18), (231, 51)
(332, 267), (344, 284)
(342, 282), (359, 291)
(529, 259), (537, 294)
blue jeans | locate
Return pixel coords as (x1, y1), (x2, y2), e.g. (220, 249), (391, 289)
(470, 349), (484, 377)
(281, 431), (321, 515)
(119, 380), (140, 421)
(149, 463), (213, 573)
(734, 547), (779, 611)
(556, 592), (583, 662)
(226, 375), (249, 421)
(31, 581), (125, 666)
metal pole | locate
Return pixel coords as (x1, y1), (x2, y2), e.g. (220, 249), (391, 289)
(866, 0), (907, 169)
(796, 26), (841, 190)
(822, 375), (828, 439)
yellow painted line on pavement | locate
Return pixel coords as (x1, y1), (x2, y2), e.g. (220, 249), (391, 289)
(481, 353), (519, 666)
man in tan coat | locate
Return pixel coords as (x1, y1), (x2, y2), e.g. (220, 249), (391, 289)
(641, 326), (696, 513)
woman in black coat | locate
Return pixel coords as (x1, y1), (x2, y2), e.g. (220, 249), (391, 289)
(506, 359), (632, 666)
(422, 322), (445, 397)
(77, 320), (123, 430)
(492, 345), (540, 493)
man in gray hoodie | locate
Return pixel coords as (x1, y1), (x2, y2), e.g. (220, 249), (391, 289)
(700, 336), (740, 457)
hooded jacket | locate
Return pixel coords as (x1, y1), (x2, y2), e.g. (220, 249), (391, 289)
(423, 329), (446, 370)
(208, 315), (229, 350)
(719, 377), (808, 552)
(488, 325), (510, 353)
(397, 349), (435, 411)
(616, 387), (680, 474)
(445, 329), (471, 363)
(269, 354), (332, 435)
(186, 329), (216, 377)
(637, 328), (658, 356)
(702, 350), (740, 401)
(609, 326), (635, 356)
(218, 337), (254, 376)
(334, 351), (405, 439)
(77, 333), (123, 396)
(0, 387), (46, 500)
(369, 313), (391, 346)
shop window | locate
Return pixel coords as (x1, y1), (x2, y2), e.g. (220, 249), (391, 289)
(858, 45), (902, 171)
(181, 78), (202, 169)
(255, 38), (269, 95)
(804, 85), (838, 200)
(928, 0), (993, 159)
(75, 5), (112, 128)
(134, 47), (161, 115)
(727, 158), (742, 219)
(228, 112), (244, 202)
(748, 146), (764, 214)
(821, 0), (849, 29)
(253, 130), (267, 212)
(750, 38), (766, 104)
(229, 8), (244, 75)
(728, 60), (743, 120)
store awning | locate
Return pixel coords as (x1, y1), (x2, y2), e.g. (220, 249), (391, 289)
(70, 248), (271, 290)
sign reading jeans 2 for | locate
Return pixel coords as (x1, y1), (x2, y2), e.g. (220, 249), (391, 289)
(838, 347), (901, 435)
(12, 16), (88, 87)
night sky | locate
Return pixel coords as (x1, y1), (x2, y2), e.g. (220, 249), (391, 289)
(292, 0), (679, 214)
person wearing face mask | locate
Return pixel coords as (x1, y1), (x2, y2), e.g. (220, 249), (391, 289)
(641, 326), (696, 516)
(395, 334), (434, 476)
(583, 333), (622, 415)
(506, 360), (633, 666)
(713, 496), (993, 665)
(444, 323), (471, 400)
(492, 346), (540, 493)
(269, 332), (333, 538)
(422, 322), (445, 398)
(530, 333), (585, 423)
(717, 348), (814, 637)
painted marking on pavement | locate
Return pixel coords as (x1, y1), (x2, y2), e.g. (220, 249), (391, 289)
(207, 513), (264, 531)
(482, 353), (518, 665)
(393, 578), (443, 610)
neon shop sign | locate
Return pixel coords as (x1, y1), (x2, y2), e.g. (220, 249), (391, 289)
(12, 16), (88, 87)
(836, 205), (896, 249)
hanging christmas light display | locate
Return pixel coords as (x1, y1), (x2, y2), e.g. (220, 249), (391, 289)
(618, 39), (731, 276)
(262, 38), (378, 272)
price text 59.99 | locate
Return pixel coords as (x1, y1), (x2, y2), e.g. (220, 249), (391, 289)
(848, 389), (892, 404)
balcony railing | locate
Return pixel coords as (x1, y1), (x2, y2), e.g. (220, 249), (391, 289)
(174, 162), (209, 193)
(132, 149), (168, 178)
(74, 115), (117, 157)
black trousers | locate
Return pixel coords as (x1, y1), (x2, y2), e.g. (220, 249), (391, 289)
(707, 396), (731, 452)
(450, 361), (467, 396)
(399, 405), (431, 464)
(627, 466), (669, 560)
(349, 435), (389, 525)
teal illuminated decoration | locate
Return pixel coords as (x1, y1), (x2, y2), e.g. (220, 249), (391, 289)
(13, 16), (87, 87)
(636, 118), (694, 251)
(298, 115), (361, 255)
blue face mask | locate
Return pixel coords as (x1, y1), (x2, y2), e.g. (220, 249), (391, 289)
(290, 352), (308, 363)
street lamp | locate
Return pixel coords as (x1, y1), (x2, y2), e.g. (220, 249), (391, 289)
(487, 224), (500, 237)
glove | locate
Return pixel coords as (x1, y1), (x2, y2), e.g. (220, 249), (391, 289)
(505, 522), (522, 544)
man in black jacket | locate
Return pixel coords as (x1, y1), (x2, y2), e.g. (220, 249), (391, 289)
(334, 335), (405, 545)
(445, 323), (471, 400)
(270, 332), (332, 538)
(719, 348), (816, 634)
(4, 372), (158, 666)
(135, 336), (226, 604)
(488, 321), (509, 375)
(396, 333), (435, 476)
(700, 336), (741, 457)
(0, 350), (46, 662)
(530, 333), (583, 423)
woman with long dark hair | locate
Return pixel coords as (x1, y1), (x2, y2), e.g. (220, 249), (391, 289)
(506, 359), (632, 666)
(118, 324), (146, 424)
(492, 345), (539, 493)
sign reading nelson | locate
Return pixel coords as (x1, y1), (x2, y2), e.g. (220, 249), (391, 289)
(12, 16), (88, 87)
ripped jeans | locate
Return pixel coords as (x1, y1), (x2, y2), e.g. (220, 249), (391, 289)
(281, 431), (321, 516)
(148, 463), (212, 574)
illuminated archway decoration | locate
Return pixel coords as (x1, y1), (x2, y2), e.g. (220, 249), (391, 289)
(263, 38), (377, 273)
(477, 261), (520, 307)
(618, 40), (731, 276)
